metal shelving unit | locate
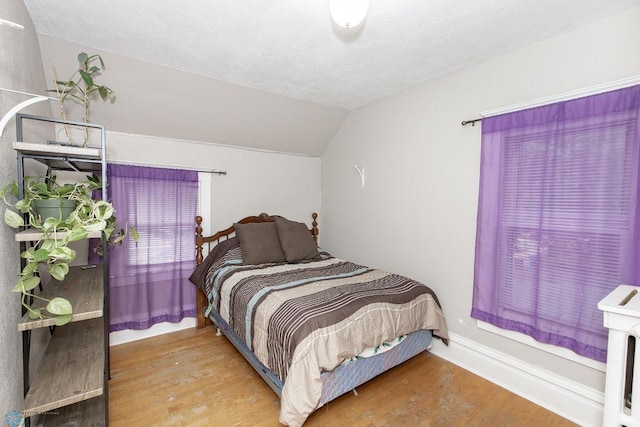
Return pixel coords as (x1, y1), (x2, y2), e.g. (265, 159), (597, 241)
(13, 114), (109, 426)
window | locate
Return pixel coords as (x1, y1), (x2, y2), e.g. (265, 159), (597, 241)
(124, 181), (194, 267)
(472, 85), (640, 362)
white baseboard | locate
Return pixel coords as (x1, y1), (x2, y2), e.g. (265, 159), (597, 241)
(429, 332), (605, 427)
(109, 317), (196, 346)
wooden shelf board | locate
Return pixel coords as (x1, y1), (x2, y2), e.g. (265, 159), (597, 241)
(41, 395), (105, 426)
(18, 265), (104, 331)
(15, 228), (102, 242)
(22, 318), (105, 417)
(13, 141), (101, 160)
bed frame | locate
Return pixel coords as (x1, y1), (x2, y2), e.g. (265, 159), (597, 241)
(193, 212), (433, 409)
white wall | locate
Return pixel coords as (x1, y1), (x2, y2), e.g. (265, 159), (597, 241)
(0, 0), (53, 419)
(321, 6), (640, 425)
(36, 36), (349, 157)
(106, 131), (321, 231)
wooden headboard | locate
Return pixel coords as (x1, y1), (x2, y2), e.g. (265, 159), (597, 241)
(194, 212), (318, 328)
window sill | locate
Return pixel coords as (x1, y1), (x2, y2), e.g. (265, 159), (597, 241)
(476, 320), (606, 372)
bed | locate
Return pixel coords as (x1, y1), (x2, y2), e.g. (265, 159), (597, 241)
(189, 213), (448, 426)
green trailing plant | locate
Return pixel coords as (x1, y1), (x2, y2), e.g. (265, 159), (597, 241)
(50, 52), (115, 146)
(1, 175), (137, 325)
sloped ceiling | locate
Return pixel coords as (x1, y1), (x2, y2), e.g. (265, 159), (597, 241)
(21, 0), (640, 155)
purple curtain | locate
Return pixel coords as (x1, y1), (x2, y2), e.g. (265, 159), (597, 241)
(107, 164), (198, 331)
(471, 85), (640, 362)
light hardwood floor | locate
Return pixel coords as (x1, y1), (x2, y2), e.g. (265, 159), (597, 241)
(109, 326), (577, 426)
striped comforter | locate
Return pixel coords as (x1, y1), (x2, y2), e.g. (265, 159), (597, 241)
(199, 243), (448, 426)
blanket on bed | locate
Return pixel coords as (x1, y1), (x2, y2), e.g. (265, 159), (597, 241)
(191, 238), (448, 426)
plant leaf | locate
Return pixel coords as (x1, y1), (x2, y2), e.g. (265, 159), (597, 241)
(23, 261), (40, 275)
(103, 226), (115, 240)
(20, 247), (34, 260)
(54, 185), (75, 196)
(111, 233), (125, 245)
(49, 246), (75, 261)
(83, 220), (107, 232)
(0, 181), (18, 201)
(32, 248), (50, 263)
(40, 239), (57, 252)
(4, 209), (24, 228)
(42, 217), (64, 232)
(14, 199), (30, 212)
(79, 69), (93, 87)
(12, 275), (40, 292)
(63, 227), (88, 243)
(31, 182), (50, 195)
(129, 226), (139, 241)
(46, 297), (73, 316)
(91, 200), (113, 219)
(77, 52), (89, 65)
(49, 263), (70, 281)
(53, 314), (73, 326)
(28, 307), (43, 320)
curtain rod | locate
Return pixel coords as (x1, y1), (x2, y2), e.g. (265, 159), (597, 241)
(461, 75), (640, 127)
(111, 160), (226, 175)
(461, 118), (482, 126)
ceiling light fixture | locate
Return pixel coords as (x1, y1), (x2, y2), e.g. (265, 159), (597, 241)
(329, 0), (369, 29)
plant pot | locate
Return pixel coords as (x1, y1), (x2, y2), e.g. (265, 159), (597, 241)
(34, 199), (76, 221)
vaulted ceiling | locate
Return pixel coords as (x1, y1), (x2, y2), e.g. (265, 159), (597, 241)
(21, 0), (640, 155)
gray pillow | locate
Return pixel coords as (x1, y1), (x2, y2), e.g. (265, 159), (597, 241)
(275, 217), (319, 263)
(234, 222), (286, 265)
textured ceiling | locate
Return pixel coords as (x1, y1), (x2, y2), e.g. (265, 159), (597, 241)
(22, 0), (640, 111)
